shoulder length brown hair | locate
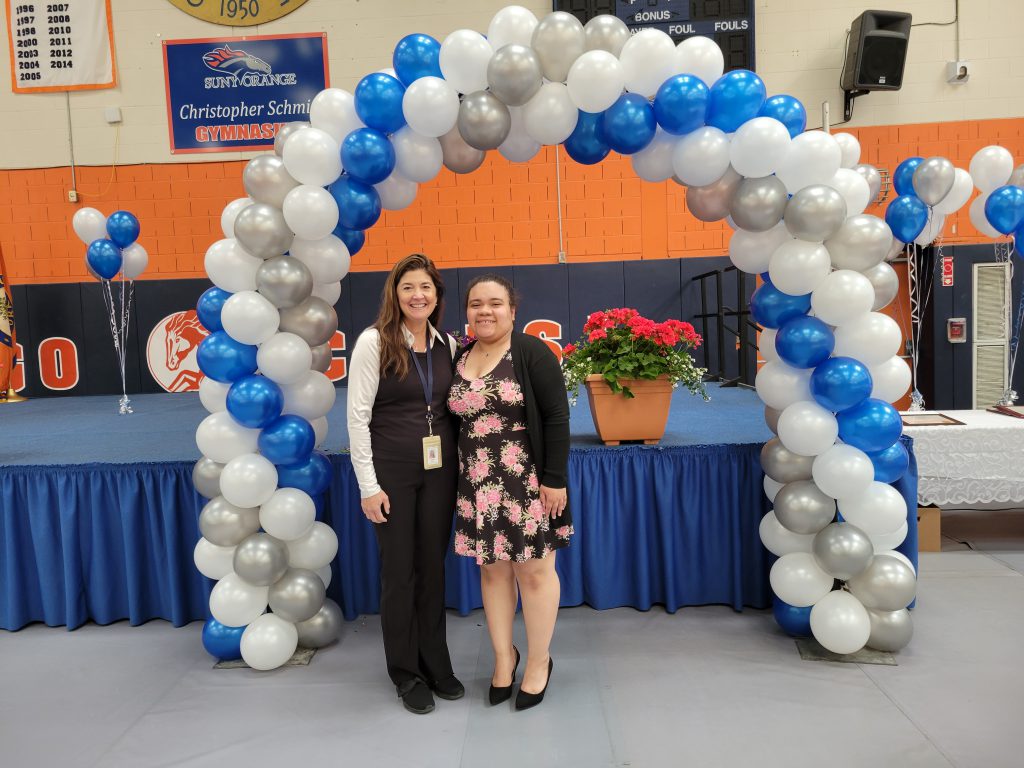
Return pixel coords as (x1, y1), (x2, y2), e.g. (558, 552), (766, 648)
(374, 253), (446, 379)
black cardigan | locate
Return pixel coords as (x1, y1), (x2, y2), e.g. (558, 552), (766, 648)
(454, 332), (570, 489)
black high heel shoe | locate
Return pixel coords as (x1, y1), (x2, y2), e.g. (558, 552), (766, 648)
(514, 657), (553, 711)
(488, 646), (520, 706)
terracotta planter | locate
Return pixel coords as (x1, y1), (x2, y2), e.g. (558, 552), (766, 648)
(585, 374), (673, 446)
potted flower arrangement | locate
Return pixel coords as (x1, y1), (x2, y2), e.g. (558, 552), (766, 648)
(562, 308), (708, 445)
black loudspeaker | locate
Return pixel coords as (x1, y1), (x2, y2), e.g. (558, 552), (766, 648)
(841, 10), (912, 120)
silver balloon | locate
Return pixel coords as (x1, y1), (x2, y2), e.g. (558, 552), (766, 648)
(256, 256), (314, 309)
(730, 176), (788, 233)
(487, 44), (543, 107)
(296, 597), (343, 648)
(862, 261), (900, 311)
(761, 438), (815, 484)
(584, 14), (631, 56)
(867, 607), (914, 652)
(825, 214), (892, 271)
(458, 90), (513, 151)
(911, 156), (956, 207)
(439, 126), (486, 174)
(243, 155), (300, 209)
(847, 554), (917, 611)
(274, 121), (309, 156)
(784, 185), (848, 242)
(1009, 163), (1024, 188)
(885, 236), (905, 262)
(686, 168), (741, 223)
(812, 522), (874, 581)
(278, 296), (338, 347)
(233, 532), (290, 587)
(233, 203), (294, 260)
(199, 496), (260, 547)
(764, 406), (781, 435)
(193, 457), (224, 499)
(853, 164), (882, 205)
(268, 567), (327, 623)
(773, 480), (836, 535)
(310, 342), (332, 373)
(531, 11), (585, 83)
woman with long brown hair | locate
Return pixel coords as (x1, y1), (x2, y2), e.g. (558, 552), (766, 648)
(347, 254), (462, 714)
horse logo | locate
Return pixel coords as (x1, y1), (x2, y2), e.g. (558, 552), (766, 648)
(146, 310), (209, 393)
(202, 45), (272, 77)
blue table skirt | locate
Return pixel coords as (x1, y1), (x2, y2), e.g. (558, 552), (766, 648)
(1, 440), (918, 631)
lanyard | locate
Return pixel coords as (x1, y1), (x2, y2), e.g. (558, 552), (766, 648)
(408, 337), (434, 436)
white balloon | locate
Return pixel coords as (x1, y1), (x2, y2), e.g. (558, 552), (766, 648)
(770, 552), (834, 607)
(522, 82), (578, 146)
(312, 281), (341, 306)
(620, 28), (678, 98)
(240, 613), (298, 671)
(869, 356), (912, 402)
(567, 50), (625, 113)
(391, 127), (443, 183)
(258, 333), (313, 385)
(759, 511), (815, 557)
(673, 127), (731, 187)
(498, 106), (541, 163)
(375, 172), (417, 211)
(290, 235), (351, 284)
(221, 197), (254, 239)
(915, 214), (946, 246)
(811, 270), (876, 327)
(316, 564), (333, 589)
(764, 475), (784, 503)
(838, 482), (908, 536)
(829, 169), (871, 217)
(870, 522), (908, 552)
(768, 239), (831, 297)
(969, 145), (1013, 193)
(260, 487), (316, 541)
(282, 370), (337, 420)
(221, 291), (280, 345)
(812, 444), (874, 499)
(777, 401), (839, 457)
(196, 412), (260, 464)
(220, 453), (279, 508)
(833, 132), (861, 169)
(969, 193), (1002, 239)
(631, 129), (677, 183)
(833, 312), (902, 367)
(776, 131), (842, 194)
(439, 29), (493, 95)
(199, 376), (230, 413)
(209, 571), (268, 627)
(755, 361), (812, 411)
(310, 415), (329, 446)
(309, 88), (363, 144)
(282, 127), (342, 188)
(194, 538), (236, 581)
(809, 590), (871, 654)
(286, 521), (339, 570)
(282, 186), (339, 241)
(487, 5), (538, 49)
(728, 222), (791, 274)
(72, 207), (108, 245)
(933, 168), (973, 215)
(730, 118), (791, 178)
(675, 36), (724, 86)
(759, 327), (779, 362)
(402, 77), (459, 138)
(879, 549), (916, 574)
(120, 243), (149, 280)
(204, 238), (261, 294)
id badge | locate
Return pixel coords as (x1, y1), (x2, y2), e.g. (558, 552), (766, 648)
(423, 435), (442, 470)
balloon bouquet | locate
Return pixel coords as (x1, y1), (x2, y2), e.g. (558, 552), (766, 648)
(72, 207), (147, 414)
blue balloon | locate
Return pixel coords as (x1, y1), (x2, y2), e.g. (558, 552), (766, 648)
(86, 239), (122, 280)
(333, 224), (366, 256)
(564, 110), (611, 165)
(758, 94), (806, 138)
(354, 72), (406, 134)
(105, 210), (141, 248)
(278, 450), (332, 496)
(772, 596), (812, 637)
(892, 157), (923, 197)
(836, 397), (902, 453)
(775, 316), (835, 369)
(202, 618), (244, 661)
(226, 375), (284, 429)
(329, 176), (383, 231)
(750, 281), (811, 329)
(885, 194), (929, 243)
(341, 128), (396, 185)
(868, 442), (910, 483)
(810, 356), (873, 412)
(984, 185), (1024, 235)
(600, 94), (656, 155)
(197, 331), (258, 383)
(258, 414), (316, 465)
(393, 33), (442, 86)
(196, 287), (231, 332)
(653, 75), (709, 135)
(706, 69), (766, 133)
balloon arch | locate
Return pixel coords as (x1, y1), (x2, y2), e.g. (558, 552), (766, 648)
(189, 6), (1017, 669)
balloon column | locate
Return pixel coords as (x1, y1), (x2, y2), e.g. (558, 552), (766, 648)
(72, 207), (148, 414)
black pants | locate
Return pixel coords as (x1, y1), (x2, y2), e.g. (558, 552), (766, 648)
(372, 456), (457, 687)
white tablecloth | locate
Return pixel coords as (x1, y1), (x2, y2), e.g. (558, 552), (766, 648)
(902, 410), (1024, 507)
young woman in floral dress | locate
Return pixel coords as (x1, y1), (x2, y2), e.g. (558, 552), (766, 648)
(447, 275), (572, 710)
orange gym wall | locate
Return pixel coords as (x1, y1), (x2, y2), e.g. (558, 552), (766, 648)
(2, 117), (1023, 285)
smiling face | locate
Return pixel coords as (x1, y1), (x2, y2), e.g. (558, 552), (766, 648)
(466, 280), (516, 343)
(396, 268), (437, 325)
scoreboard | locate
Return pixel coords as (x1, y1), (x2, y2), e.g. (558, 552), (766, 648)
(555, 0), (755, 72)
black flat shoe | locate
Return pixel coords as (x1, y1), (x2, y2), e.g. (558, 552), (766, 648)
(514, 657), (553, 711)
(430, 674), (465, 701)
(397, 680), (435, 715)
(488, 646), (520, 706)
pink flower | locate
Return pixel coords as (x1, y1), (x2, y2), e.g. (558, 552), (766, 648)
(470, 378), (485, 391)
(524, 519), (539, 535)
(497, 550), (512, 561)
(512, 463), (524, 475)
(528, 499), (545, 522)
(475, 492), (489, 512)
(457, 498), (474, 519)
(507, 503), (523, 524)
(486, 488), (501, 505)
(493, 533), (508, 552)
(527, 473), (539, 491)
(448, 397), (468, 414)
(454, 532), (469, 555)
(476, 448), (488, 461)
(499, 380), (521, 403)
(463, 391), (486, 410)
(556, 525), (571, 538)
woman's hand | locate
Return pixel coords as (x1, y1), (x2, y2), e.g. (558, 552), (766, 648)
(361, 490), (390, 524)
(540, 485), (567, 519)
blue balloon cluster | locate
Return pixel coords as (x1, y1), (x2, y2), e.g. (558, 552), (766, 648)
(750, 277), (811, 329)
(84, 210), (142, 280)
(984, 185), (1024, 235)
(354, 72), (406, 134)
(196, 287), (231, 332)
(278, 450), (332, 496)
(259, 414), (316, 465)
(775, 316), (834, 369)
(342, 128), (396, 185)
(226, 375), (284, 429)
(197, 331), (258, 383)
(810, 357), (872, 412)
(758, 94), (806, 138)
(565, 111), (610, 165)
(329, 176), (383, 231)
(885, 194), (928, 244)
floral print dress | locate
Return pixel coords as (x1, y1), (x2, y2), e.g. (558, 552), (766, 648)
(447, 350), (573, 565)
